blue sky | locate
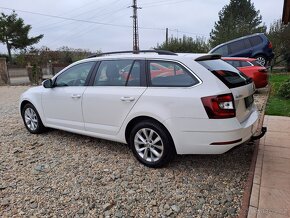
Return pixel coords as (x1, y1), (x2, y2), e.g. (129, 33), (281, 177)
(0, 0), (285, 53)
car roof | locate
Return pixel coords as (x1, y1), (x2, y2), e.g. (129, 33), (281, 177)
(76, 52), (221, 64)
(222, 57), (256, 62)
(209, 33), (265, 53)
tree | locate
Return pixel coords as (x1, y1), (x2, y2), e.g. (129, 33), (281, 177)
(0, 11), (43, 61)
(209, 0), (266, 48)
(267, 20), (290, 71)
(156, 35), (210, 53)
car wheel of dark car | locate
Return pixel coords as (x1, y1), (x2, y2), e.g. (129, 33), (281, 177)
(255, 55), (267, 66)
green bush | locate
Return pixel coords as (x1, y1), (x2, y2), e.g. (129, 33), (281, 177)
(278, 78), (290, 99)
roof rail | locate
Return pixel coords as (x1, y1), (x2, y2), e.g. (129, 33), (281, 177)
(88, 50), (177, 58)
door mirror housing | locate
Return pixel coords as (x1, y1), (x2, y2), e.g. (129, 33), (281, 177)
(43, 79), (53, 88)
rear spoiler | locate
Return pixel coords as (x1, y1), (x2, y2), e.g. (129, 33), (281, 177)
(195, 54), (221, 61)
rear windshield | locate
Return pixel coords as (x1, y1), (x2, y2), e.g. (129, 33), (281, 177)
(198, 59), (252, 88)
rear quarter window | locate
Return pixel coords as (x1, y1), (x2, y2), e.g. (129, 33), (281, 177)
(240, 61), (252, 67)
(148, 60), (199, 87)
(225, 60), (240, 68)
(198, 59), (252, 88)
(213, 45), (229, 56)
(249, 36), (263, 46)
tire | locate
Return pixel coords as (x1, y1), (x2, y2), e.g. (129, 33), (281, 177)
(255, 55), (267, 66)
(129, 120), (176, 168)
(22, 103), (46, 134)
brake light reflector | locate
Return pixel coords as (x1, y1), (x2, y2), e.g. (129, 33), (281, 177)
(268, 41), (273, 49)
(201, 94), (235, 119)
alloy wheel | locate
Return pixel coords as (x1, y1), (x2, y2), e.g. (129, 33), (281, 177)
(134, 128), (164, 162)
(24, 108), (38, 131)
(256, 56), (266, 66)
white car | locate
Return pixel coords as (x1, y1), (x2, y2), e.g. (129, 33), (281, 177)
(20, 50), (259, 167)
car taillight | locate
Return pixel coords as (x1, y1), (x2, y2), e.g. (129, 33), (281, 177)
(268, 42), (273, 49)
(201, 94), (235, 119)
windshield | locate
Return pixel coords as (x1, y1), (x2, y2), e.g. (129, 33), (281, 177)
(198, 59), (252, 88)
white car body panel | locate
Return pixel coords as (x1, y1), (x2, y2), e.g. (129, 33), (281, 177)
(82, 86), (146, 135)
(42, 86), (87, 130)
(20, 53), (259, 156)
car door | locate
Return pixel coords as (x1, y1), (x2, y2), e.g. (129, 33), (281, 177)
(82, 59), (147, 135)
(42, 61), (96, 130)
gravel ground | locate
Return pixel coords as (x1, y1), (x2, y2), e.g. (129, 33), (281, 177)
(0, 86), (268, 217)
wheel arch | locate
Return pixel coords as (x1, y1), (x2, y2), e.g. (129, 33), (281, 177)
(20, 100), (32, 114)
(253, 53), (268, 62)
(125, 116), (176, 152)
(20, 99), (46, 126)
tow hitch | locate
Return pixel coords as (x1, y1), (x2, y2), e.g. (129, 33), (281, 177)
(251, 127), (267, 141)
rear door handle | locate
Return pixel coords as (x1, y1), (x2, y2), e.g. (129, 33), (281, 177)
(120, 96), (135, 102)
(71, 94), (81, 99)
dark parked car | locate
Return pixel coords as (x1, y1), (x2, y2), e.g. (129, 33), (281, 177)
(209, 33), (274, 66)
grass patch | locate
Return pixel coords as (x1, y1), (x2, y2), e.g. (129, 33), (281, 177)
(266, 73), (290, 116)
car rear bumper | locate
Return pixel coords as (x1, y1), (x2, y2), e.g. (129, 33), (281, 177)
(164, 110), (259, 154)
(254, 72), (268, 88)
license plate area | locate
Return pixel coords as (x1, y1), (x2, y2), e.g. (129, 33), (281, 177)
(244, 95), (254, 108)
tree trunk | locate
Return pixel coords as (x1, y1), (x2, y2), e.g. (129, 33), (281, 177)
(6, 43), (12, 62)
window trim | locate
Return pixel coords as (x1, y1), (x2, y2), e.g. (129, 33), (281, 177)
(53, 61), (97, 87)
(145, 59), (202, 88)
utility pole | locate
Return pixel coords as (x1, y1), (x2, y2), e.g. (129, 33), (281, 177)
(131, 0), (141, 53)
(166, 28), (168, 46)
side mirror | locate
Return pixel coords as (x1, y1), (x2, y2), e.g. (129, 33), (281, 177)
(43, 79), (53, 88)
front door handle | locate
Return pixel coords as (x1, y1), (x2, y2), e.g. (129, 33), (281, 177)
(71, 94), (81, 99)
(120, 96), (135, 102)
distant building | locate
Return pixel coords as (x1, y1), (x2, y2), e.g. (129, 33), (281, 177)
(283, 0), (290, 24)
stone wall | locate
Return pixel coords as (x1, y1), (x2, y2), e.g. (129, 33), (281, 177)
(0, 58), (8, 85)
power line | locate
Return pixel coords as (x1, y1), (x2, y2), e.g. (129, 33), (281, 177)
(141, 0), (192, 8)
(0, 6), (174, 32)
(141, 0), (187, 5)
(0, 5), (208, 47)
(0, 6), (132, 28)
(32, 0), (104, 28)
(33, 6), (129, 32)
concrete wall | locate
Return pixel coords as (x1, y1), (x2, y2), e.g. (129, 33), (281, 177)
(8, 68), (28, 77)
(1, 62), (66, 85)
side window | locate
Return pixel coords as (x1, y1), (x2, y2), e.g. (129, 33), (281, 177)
(228, 40), (245, 54)
(225, 60), (234, 66)
(214, 45), (229, 56)
(94, 60), (140, 86)
(226, 60), (240, 68)
(149, 61), (199, 87)
(55, 62), (94, 87)
(243, 39), (252, 49)
(240, 61), (252, 67)
(249, 36), (263, 46)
